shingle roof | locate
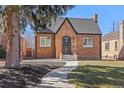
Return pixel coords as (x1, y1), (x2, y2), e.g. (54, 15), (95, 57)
(68, 18), (101, 34)
(102, 31), (119, 42)
(38, 17), (101, 35)
(37, 27), (54, 34)
(47, 17), (65, 33)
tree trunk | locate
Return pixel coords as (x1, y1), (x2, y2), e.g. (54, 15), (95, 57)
(5, 10), (21, 68)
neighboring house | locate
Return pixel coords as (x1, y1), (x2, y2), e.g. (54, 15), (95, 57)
(0, 33), (27, 59)
(0, 33), (7, 49)
(35, 14), (102, 60)
(0, 6), (5, 48)
(25, 36), (35, 58)
(0, 6), (4, 33)
(102, 20), (124, 60)
(20, 35), (27, 59)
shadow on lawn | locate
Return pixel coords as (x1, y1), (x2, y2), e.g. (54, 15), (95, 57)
(0, 65), (57, 88)
(68, 65), (124, 88)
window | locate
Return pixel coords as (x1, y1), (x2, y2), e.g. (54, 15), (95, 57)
(115, 41), (118, 51)
(40, 36), (51, 47)
(105, 42), (109, 51)
(83, 37), (93, 47)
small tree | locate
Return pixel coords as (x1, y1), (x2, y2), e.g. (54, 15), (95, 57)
(2, 5), (74, 68)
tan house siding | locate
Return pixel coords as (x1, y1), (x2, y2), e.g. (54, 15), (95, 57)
(35, 33), (55, 58)
(55, 20), (77, 58)
(102, 39), (119, 60)
(77, 34), (101, 59)
(102, 20), (124, 60)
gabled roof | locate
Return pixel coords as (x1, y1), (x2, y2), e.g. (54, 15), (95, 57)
(38, 17), (101, 35)
(68, 18), (101, 34)
(47, 17), (65, 33)
(102, 31), (119, 42)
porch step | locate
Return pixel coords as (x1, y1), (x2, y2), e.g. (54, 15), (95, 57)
(62, 54), (78, 61)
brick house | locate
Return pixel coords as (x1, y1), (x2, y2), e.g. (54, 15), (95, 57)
(102, 20), (124, 60)
(35, 15), (102, 60)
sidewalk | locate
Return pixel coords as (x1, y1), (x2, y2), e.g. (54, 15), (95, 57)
(38, 61), (79, 88)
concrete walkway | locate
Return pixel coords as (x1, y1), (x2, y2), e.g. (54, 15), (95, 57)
(38, 61), (79, 88)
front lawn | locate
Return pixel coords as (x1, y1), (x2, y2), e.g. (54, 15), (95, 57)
(68, 60), (124, 88)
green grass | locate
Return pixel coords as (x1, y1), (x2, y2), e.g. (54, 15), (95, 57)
(68, 60), (124, 88)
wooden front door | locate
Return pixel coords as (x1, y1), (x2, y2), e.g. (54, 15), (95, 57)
(62, 36), (71, 54)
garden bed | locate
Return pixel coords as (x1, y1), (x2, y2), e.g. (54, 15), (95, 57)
(0, 64), (61, 88)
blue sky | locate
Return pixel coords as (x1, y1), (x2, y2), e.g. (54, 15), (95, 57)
(25, 5), (124, 38)
(24, 5), (124, 48)
(65, 5), (124, 35)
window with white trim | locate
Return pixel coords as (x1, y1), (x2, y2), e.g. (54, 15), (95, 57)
(40, 36), (51, 47)
(83, 37), (93, 47)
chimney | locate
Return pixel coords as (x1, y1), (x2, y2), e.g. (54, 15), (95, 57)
(119, 20), (124, 50)
(92, 14), (98, 23)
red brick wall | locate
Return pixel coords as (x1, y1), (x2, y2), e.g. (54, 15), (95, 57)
(55, 19), (101, 59)
(0, 33), (27, 59)
(77, 34), (101, 59)
(35, 19), (101, 60)
(0, 34), (7, 49)
(55, 20), (77, 58)
(20, 37), (27, 58)
(35, 33), (55, 58)
(26, 48), (33, 57)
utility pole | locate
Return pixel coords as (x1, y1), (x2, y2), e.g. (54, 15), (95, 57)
(116, 23), (119, 32)
(113, 21), (115, 32)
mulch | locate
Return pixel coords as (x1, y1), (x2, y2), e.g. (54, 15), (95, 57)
(0, 64), (59, 88)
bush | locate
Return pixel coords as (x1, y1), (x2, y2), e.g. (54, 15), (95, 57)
(0, 47), (6, 59)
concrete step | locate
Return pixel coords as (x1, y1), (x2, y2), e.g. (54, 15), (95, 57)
(62, 55), (78, 61)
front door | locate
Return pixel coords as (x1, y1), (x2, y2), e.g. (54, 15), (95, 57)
(62, 36), (71, 54)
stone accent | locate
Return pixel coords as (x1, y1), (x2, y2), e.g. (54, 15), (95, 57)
(62, 54), (78, 61)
